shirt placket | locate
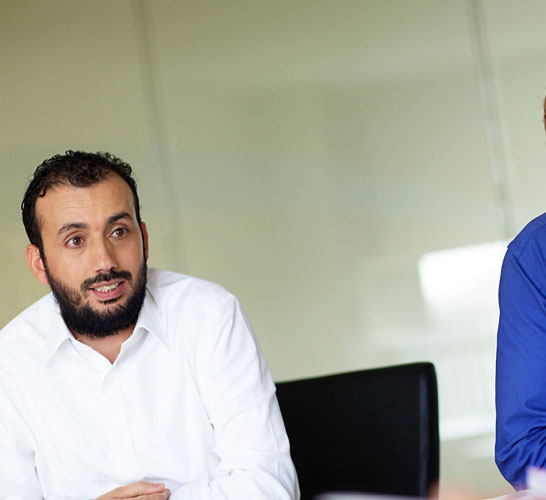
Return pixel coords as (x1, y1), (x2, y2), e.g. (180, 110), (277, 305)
(102, 366), (140, 480)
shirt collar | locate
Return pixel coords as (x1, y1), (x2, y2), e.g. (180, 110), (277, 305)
(41, 286), (169, 366)
(134, 287), (170, 348)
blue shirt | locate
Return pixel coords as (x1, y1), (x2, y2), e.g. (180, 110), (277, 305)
(496, 212), (546, 488)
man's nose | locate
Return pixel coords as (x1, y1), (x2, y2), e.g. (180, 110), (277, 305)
(92, 238), (118, 272)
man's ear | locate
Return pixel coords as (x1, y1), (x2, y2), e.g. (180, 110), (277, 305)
(25, 244), (49, 285)
(140, 222), (149, 261)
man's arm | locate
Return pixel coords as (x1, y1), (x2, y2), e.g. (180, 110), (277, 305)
(496, 242), (546, 488)
(171, 295), (299, 500)
(0, 374), (173, 500)
(0, 446), (43, 500)
(0, 374), (43, 499)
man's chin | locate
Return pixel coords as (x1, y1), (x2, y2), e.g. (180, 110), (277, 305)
(61, 304), (139, 338)
(85, 298), (131, 317)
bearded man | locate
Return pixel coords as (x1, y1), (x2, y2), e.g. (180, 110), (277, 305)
(0, 151), (299, 500)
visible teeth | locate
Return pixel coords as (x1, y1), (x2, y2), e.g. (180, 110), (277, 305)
(94, 283), (119, 292)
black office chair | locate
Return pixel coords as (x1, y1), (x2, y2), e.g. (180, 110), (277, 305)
(275, 362), (439, 500)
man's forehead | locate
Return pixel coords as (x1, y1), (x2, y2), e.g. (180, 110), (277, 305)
(35, 175), (136, 230)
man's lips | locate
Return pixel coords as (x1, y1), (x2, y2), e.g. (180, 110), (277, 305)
(89, 280), (125, 301)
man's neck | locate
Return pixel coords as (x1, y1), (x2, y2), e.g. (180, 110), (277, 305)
(72, 325), (134, 364)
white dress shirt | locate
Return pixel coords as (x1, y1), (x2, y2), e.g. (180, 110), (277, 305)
(0, 268), (299, 500)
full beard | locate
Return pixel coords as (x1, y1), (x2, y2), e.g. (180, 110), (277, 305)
(45, 262), (148, 338)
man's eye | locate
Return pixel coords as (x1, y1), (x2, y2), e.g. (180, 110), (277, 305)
(112, 227), (127, 238)
(67, 237), (83, 247)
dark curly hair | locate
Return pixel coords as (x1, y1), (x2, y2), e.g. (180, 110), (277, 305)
(21, 150), (142, 255)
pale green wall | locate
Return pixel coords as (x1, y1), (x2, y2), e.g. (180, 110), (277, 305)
(2, 0), (546, 495)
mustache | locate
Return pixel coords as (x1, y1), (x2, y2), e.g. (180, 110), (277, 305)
(81, 270), (133, 292)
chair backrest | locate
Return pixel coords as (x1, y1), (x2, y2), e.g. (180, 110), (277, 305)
(275, 362), (439, 500)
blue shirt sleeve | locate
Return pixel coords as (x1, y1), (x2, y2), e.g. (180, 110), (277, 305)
(496, 219), (546, 488)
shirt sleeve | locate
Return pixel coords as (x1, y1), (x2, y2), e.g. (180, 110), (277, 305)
(496, 240), (546, 488)
(0, 372), (43, 499)
(171, 295), (299, 500)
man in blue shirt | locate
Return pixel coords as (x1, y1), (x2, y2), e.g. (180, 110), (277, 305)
(496, 97), (546, 488)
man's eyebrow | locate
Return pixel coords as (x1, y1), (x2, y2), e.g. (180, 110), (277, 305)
(107, 212), (132, 225)
(58, 222), (88, 236)
(57, 213), (132, 236)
